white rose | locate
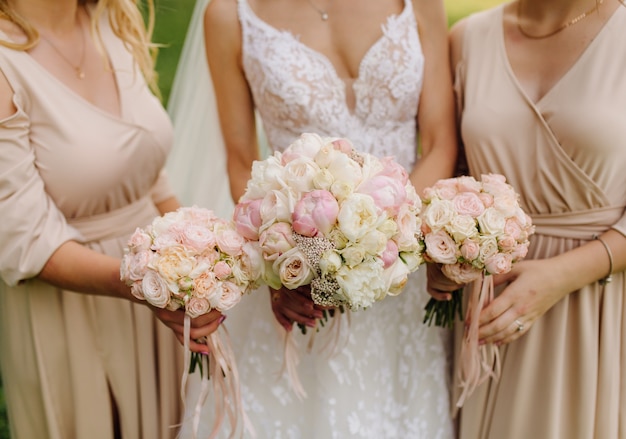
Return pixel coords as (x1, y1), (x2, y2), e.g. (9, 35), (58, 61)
(422, 199), (456, 231)
(340, 244), (367, 268)
(327, 151), (363, 186)
(319, 249), (342, 275)
(141, 270), (170, 308)
(260, 188), (298, 226)
(338, 193), (379, 242)
(284, 133), (326, 162)
(330, 180), (355, 202)
(478, 208), (507, 236)
(207, 281), (243, 312)
(478, 236), (499, 266)
(378, 218), (398, 239)
(273, 247), (315, 289)
(335, 259), (386, 309)
(446, 214), (479, 242)
(399, 250), (423, 273)
(150, 210), (185, 236)
(283, 156), (321, 193)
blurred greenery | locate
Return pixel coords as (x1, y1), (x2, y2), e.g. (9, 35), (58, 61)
(0, 0), (503, 437)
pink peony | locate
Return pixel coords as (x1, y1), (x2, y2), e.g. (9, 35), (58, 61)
(233, 199), (263, 240)
(292, 190), (339, 237)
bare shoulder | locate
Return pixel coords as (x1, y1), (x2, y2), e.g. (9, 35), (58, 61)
(412, 0), (447, 32)
(449, 17), (469, 68)
(204, 0), (240, 34)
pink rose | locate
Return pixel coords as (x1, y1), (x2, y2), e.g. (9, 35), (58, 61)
(430, 178), (459, 200)
(259, 222), (296, 260)
(186, 297), (211, 318)
(141, 270), (171, 308)
(127, 228), (152, 252)
(178, 223), (216, 253)
(424, 230), (458, 264)
(120, 250), (152, 283)
(484, 253), (513, 275)
(460, 239), (480, 262)
(208, 281), (243, 312)
(292, 190), (339, 237)
(216, 229), (245, 257)
(357, 175), (407, 215)
(213, 260), (232, 280)
(193, 271), (219, 298)
(442, 263), (482, 284)
(453, 192), (485, 217)
(455, 176), (482, 194)
(478, 193), (494, 208)
(233, 199), (263, 240)
(504, 217), (523, 240)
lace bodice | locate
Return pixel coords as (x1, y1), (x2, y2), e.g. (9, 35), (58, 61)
(240, 0), (423, 170)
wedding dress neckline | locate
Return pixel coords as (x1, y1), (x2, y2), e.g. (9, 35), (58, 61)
(239, 0), (412, 115)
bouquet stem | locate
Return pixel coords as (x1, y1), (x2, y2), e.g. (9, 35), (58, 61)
(422, 288), (463, 329)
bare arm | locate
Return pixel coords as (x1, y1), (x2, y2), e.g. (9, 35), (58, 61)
(409, 0), (458, 195)
(204, 0), (259, 203)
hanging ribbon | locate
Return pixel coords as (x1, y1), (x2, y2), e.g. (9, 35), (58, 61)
(455, 274), (501, 409)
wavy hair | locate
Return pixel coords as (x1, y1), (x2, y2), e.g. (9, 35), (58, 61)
(0, 0), (159, 94)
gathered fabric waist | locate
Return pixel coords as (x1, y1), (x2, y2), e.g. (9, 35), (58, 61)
(530, 206), (624, 241)
(67, 197), (157, 242)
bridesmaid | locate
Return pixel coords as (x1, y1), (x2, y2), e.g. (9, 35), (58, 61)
(0, 0), (222, 437)
(429, 0), (626, 437)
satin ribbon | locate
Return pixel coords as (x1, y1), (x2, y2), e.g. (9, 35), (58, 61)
(280, 309), (351, 399)
(455, 274), (501, 409)
(181, 315), (255, 439)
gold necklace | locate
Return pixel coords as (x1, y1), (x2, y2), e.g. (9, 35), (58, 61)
(39, 18), (86, 79)
(305, 0), (330, 21)
(517, 0), (604, 39)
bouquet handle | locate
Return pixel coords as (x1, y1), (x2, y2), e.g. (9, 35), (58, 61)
(455, 274), (501, 409)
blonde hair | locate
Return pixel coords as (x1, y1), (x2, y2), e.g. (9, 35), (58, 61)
(0, 0), (160, 95)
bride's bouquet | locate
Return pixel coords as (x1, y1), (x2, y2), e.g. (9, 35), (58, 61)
(120, 206), (262, 437)
(419, 174), (534, 407)
(233, 133), (424, 396)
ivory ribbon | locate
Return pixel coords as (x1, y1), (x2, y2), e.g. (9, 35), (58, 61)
(181, 315), (255, 439)
(280, 310), (351, 399)
(455, 274), (501, 409)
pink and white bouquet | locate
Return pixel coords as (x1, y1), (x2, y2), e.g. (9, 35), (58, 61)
(234, 132), (424, 313)
(120, 206), (262, 437)
(419, 174), (534, 406)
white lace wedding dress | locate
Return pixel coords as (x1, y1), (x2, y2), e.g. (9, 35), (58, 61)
(170, 0), (454, 437)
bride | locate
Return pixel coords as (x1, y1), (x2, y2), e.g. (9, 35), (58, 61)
(167, 0), (458, 437)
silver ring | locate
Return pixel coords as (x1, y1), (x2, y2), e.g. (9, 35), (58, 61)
(515, 319), (524, 332)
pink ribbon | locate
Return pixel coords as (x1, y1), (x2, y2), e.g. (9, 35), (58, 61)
(181, 315), (255, 438)
(455, 274), (501, 409)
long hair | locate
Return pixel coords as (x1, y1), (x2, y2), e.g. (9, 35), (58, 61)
(0, 0), (159, 94)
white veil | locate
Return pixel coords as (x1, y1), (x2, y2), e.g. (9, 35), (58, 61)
(165, 0), (234, 218)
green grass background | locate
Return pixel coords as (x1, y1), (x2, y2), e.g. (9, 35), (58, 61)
(0, 0), (502, 436)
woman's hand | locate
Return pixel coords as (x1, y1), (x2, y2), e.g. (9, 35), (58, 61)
(152, 307), (225, 353)
(426, 262), (463, 301)
(270, 286), (325, 332)
(477, 259), (568, 346)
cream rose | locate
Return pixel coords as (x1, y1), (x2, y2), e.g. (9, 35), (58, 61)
(337, 193), (379, 242)
(186, 297), (211, 318)
(141, 270), (170, 308)
(273, 247), (315, 289)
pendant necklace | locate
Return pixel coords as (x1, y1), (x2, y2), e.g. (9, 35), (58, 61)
(39, 17), (86, 79)
(305, 0), (330, 21)
(517, 0), (604, 39)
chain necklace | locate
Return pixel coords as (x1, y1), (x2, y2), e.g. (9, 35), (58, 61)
(517, 0), (604, 39)
(305, 0), (330, 21)
(39, 18), (86, 79)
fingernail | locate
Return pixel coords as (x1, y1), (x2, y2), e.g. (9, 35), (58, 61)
(219, 315), (227, 324)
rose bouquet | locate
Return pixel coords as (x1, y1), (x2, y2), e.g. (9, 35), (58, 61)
(120, 206), (262, 437)
(233, 133), (424, 396)
(419, 174), (534, 406)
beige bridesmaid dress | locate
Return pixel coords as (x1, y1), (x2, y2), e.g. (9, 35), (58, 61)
(0, 11), (183, 439)
(454, 5), (626, 439)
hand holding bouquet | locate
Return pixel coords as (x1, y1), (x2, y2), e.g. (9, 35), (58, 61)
(120, 206), (262, 437)
(419, 174), (534, 407)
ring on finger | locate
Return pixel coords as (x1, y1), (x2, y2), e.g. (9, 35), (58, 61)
(514, 319), (524, 332)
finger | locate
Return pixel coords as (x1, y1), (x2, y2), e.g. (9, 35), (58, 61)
(273, 311), (294, 332)
(426, 286), (452, 301)
(478, 292), (515, 326)
(188, 315), (226, 340)
(478, 305), (518, 343)
(496, 319), (528, 345)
